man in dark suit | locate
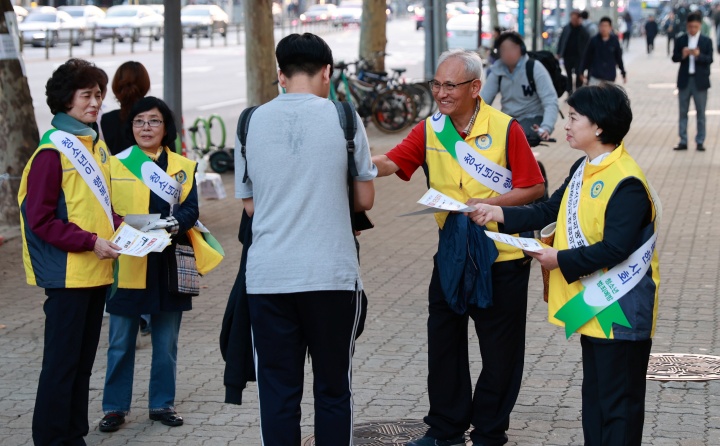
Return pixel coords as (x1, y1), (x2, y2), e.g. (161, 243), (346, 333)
(557, 10), (590, 95)
(672, 11), (713, 151)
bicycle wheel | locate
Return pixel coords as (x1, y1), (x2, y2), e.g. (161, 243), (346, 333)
(371, 89), (418, 133)
(409, 81), (437, 121)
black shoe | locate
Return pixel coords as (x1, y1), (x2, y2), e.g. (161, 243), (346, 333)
(99, 413), (125, 433)
(673, 143), (688, 151)
(150, 411), (184, 427)
(697, 144), (706, 151)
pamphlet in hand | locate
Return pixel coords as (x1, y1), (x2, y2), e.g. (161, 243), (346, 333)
(484, 231), (549, 252)
(400, 188), (477, 217)
(111, 222), (172, 257)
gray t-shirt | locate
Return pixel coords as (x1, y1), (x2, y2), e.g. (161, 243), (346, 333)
(235, 93), (377, 294)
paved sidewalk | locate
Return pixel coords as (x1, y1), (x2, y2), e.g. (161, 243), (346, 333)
(2, 45), (720, 445)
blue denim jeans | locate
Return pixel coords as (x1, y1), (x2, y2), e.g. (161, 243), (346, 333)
(102, 311), (183, 415)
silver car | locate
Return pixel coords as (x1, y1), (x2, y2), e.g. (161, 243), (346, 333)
(18, 8), (84, 47)
(96, 5), (163, 43)
(181, 5), (229, 38)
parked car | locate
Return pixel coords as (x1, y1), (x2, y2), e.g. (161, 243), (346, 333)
(14, 5), (28, 23)
(336, 0), (362, 26)
(446, 13), (494, 51)
(96, 5), (163, 43)
(181, 5), (229, 38)
(300, 3), (338, 23)
(19, 8), (84, 47)
(58, 5), (105, 30)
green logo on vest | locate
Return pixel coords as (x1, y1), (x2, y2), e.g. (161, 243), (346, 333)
(591, 181), (604, 198)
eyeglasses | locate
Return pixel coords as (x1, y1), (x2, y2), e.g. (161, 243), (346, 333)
(428, 79), (477, 92)
(132, 119), (163, 128)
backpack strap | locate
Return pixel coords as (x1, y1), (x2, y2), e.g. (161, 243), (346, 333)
(526, 58), (536, 94)
(331, 100), (359, 230)
(236, 106), (259, 184)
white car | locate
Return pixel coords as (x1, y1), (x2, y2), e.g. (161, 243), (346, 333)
(300, 4), (338, 23)
(19, 8), (84, 47)
(335, 0), (362, 26)
(181, 5), (229, 38)
(447, 13), (496, 51)
(58, 5), (105, 30)
(96, 5), (163, 43)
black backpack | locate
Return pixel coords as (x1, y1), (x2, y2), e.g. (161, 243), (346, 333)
(498, 51), (567, 98)
(527, 50), (567, 98)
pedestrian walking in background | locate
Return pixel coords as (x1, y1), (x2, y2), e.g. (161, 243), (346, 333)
(19, 58), (122, 446)
(557, 10), (590, 95)
(470, 83), (661, 446)
(581, 10), (598, 38)
(622, 12), (633, 50)
(644, 16), (659, 54)
(664, 12), (678, 56)
(672, 12), (713, 151)
(579, 17), (626, 86)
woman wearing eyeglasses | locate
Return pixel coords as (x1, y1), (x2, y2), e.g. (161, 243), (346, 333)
(98, 97), (201, 432)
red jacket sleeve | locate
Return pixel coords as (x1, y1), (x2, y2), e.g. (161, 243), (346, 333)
(507, 121), (545, 188)
(25, 150), (98, 252)
(385, 121), (426, 181)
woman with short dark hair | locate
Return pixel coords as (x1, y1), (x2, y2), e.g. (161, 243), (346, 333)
(98, 97), (218, 433)
(19, 58), (123, 445)
(470, 84), (660, 445)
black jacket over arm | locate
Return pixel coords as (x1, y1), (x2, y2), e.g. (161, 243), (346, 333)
(672, 33), (713, 90)
(501, 157), (652, 284)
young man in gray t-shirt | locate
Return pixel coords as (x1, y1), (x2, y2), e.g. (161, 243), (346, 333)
(235, 32), (376, 445)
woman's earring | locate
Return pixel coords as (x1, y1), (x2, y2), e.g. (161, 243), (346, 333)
(595, 131), (600, 137)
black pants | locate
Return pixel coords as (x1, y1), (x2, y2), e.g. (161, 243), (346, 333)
(248, 290), (362, 446)
(564, 57), (583, 94)
(581, 335), (652, 446)
(424, 257), (530, 445)
(646, 36), (656, 53)
(32, 287), (107, 446)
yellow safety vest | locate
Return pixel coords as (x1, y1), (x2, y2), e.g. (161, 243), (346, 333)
(549, 145), (661, 339)
(110, 147), (210, 289)
(18, 131), (114, 288)
(425, 99), (524, 262)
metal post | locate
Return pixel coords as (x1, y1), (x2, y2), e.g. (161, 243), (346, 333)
(68, 29), (73, 58)
(518, 0), (525, 36)
(164, 0), (183, 148)
(210, 26), (214, 47)
(111, 28), (116, 55)
(532, 0), (540, 50)
(91, 26), (95, 56)
(149, 27), (153, 51)
(130, 28), (135, 53)
(196, 29), (200, 48)
(44, 28), (49, 60)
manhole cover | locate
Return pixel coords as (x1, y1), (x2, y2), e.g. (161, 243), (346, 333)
(647, 353), (720, 381)
(301, 419), (472, 445)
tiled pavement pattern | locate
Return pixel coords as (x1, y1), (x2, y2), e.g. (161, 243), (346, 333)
(2, 48), (720, 445)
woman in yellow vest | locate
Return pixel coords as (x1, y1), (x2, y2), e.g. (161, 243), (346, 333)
(99, 97), (200, 432)
(470, 84), (660, 445)
(18, 58), (122, 446)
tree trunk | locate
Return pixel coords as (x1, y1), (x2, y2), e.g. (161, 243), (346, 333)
(0, 0), (39, 226)
(359, 0), (387, 72)
(244, 0), (279, 106)
(489, 0), (499, 33)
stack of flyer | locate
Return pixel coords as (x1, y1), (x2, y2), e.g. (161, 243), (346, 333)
(111, 214), (173, 257)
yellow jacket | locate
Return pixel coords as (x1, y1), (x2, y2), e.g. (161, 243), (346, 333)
(550, 145), (660, 339)
(19, 130), (114, 288)
(110, 147), (222, 289)
(425, 99), (523, 262)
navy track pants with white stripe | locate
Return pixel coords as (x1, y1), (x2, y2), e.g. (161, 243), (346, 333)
(248, 290), (362, 446)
